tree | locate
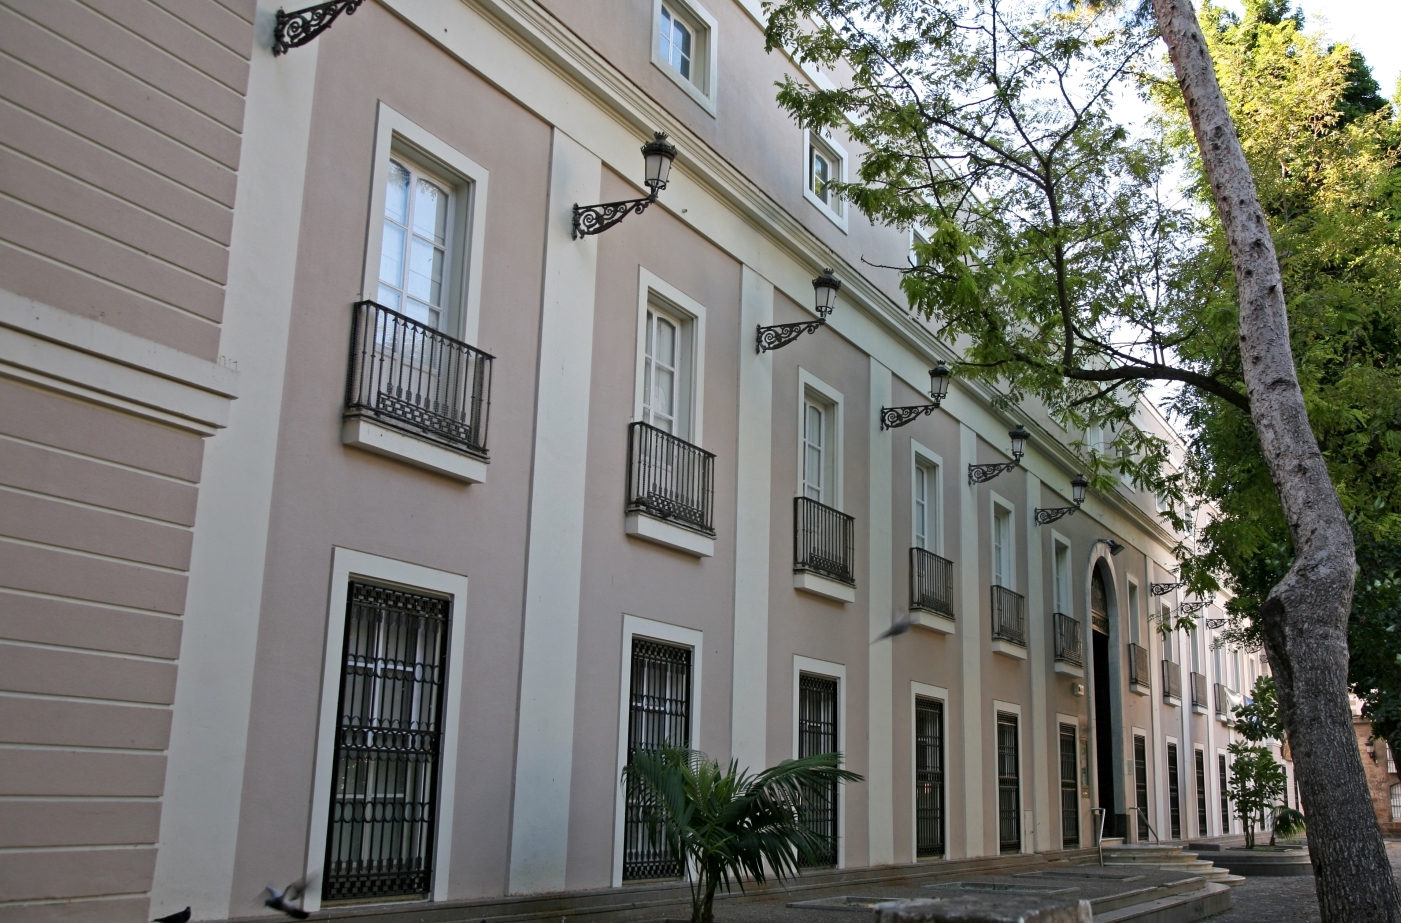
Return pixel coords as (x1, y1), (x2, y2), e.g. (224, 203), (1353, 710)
(621, 748), (862, 923)
(764, 0), (1400, 917)
(1226, 741), (1287, 848)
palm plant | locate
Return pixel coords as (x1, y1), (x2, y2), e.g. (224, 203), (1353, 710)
(621, 747), (862, 923)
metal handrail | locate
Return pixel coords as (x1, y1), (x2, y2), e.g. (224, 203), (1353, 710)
(1135, 806), (1159, 844)
(1092, 807), (1107, 867)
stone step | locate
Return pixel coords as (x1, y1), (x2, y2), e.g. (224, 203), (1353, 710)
(1093, 880), (1234, 922)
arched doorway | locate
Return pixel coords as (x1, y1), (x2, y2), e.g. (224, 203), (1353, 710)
(1090, 563), (1123, 838)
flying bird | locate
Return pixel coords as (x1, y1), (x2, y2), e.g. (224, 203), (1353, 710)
(263, 878), (311, 920)
(872, 610), (914, 643)
(153, 909), (191, 923)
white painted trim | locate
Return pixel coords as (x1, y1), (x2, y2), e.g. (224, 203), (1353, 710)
(302, 549), (470, 911)
(992, 701), (1027, 854)
(957, 423), (984, 858)
(1055, 661), (1085, 678)
(0, 287), (238, 435)
(611, 615), (704, 888)
(650, 0), (719, 115)
(802, 128), (848, 231)
(992, 639), (1028, 660)
(632, 266), (708, 445)
(625, 513), (715, 556)
(909, 439), (944, 556)
(1050, 530), (1071, 614)
(793, 655), (847, 869)
(1126, 576), (1142, 646)
(910, 682), (949, 861)
(910, 610), (956, 635)
(341, 418), (488, 483)
(797, 367), (844, 509)
(363, 102), (490, 345)
(989, 490), (1015, 592)
(794, 571), (856, 603)
(1024, 473), (1050, 851)
(867, 358), (894, 865)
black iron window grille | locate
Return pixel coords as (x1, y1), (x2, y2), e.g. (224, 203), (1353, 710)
(1128, 643), (1150, 691)
(1191, 672), (1208, 710)
(625, 422), (716, 536)
(991, 585), (1026, 647)
(1195, 749), (1210, 839)
(1059, 723), (1079, 848)
(910, 548), (955, 618)
(997, 713), (1021, 854)
(914, 697), (945, 858)
(1162, 660), (1182, 703)
(794, 497), (856, 587)
(1218, 753), (1231, 833)
(345, 301), (493, 459)
(798, 673), (839, 868)
(324, 582), (451, 902)
(1167, 743), (1182, 841)
(623, 638), (693, 881)
(1053, 612), (1082, 667)
(1133, 735), (1150, 842)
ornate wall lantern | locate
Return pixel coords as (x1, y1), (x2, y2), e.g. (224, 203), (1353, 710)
(879, 363), (951, 430)
(968, 424), (1029, 484)
(273, 0), (364, 55)
(756, 270), (842, 352)
(1034, 474), (1089, 525)
(1094, 537), (1125, 556)
(572, 133), (678, 238)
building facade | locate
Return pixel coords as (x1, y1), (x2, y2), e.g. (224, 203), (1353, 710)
(1352, 701), (1401, 837)
(0, 1), (1283, 920)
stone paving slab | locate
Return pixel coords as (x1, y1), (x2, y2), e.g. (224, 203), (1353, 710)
(1200, 841), (1401, 923)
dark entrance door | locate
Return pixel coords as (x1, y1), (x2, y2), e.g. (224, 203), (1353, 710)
(1090, 567), (1123, 839)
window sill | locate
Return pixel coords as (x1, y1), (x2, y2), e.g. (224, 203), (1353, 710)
(1129, 682), (1151, 697)
(342, 417), (487, 484)
(793, 571), (855, 603)
(910, 609), (956, 635)
(651, 59), (717, 116)
(802, 186), (849, 233)
(1164, 695), (1183, 708)
(625, 512), (715, 557)
(1192, 705), (1208, 715)
(991, 639), (1027, 660)
(1054, 660), (1085, 678)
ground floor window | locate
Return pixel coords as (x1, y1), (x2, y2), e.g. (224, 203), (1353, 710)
(1132, 735), (1149, 842)
(798, 673), (839, 868)
(1059, 723), (1079, 848)
(997, 713), (1021, 854)
(1195, 748), (1209, 838)
(914, 697), (944, 858)
(623, 638), (693, 881)
(324, 582), (451, 902)
(1167, 743), (1182, 840)
(1390, 783), (1400, 822)
(1218, 753), (1231, 833)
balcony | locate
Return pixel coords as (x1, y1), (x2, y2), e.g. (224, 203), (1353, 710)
(343, 300), (493, 482)
(1162, 660), (1182, 706)
(793, 497), (856, 602)
(1053, 612), (1083, 677)
(909, 548), (956, 633)
(990, 585), (1026, 659)
(1215, 683), (1242, 724)
(1127, 643), (1150, 695)
(1190, 672), (1209, 713)
(624, 422), (716, 557)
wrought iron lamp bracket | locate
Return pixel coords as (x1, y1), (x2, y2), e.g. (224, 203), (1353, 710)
(756, 307), (833, 353)
(1179, 600), (1209, 615)
(273, 0), (364, 55)
(879, 401), (942, 430)
(1034, 505), (1079, 526)
(1151, 581), (1184, 596)
(572, 192), (658, 239)
(1203, 617), (1228, 629)
(968, 459), (1020, 485)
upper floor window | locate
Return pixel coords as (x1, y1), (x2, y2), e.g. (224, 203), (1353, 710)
(992, 504), (1013, 589)
(1053, 539), (1071, 613)
(652, 0), (717, 114)
(660, 5), (693, 80)
(803, 399), (827, 502)
(379, 158), (454, 330)
(643, 305), (684, 435)
(804, 130), (848, 230)
(913, 459), (934, 551)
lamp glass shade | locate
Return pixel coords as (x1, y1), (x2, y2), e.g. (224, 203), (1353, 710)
(929, 363), (951, 402)
(1009, 424), (1029, 459)
(642, 132), (678, 191)
(1071, 474), (1089, 506)
(812, 269), (841, 315)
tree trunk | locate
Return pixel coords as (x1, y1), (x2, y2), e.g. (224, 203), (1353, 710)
(1151, 1), (1400, 919)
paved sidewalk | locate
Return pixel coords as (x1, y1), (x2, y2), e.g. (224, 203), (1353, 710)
(1202, 841), (1401, 922)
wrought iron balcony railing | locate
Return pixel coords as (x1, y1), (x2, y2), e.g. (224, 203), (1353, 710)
(1128, 643), (1151, 690)
(625, 422), (716, 537)
(1214, 682), (1231, 719)
(1053, 612), (1083, 666)
(1162, 660), (1182, 702)
(990, 585), (1026, 646)
(910, 548), (954, 617)
(794, 497), (856, 586)
(1190, 672), (1208, 710)
(345, 301), (493, 458)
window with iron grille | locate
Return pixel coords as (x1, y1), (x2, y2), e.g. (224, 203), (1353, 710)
(324, 582), (451, 902)
(914, 697), (944, 858)
(622, 638), (693, 881)
(1133, 735), (1149, 842)
(1059, 723), (1079, 848)
(1167, 743), (1182, 840)
(1218, 753), (1231, 833)
(1195, 749), (1209, 838)
(997, 713), (1020, 854)
(798, 673), (839, 868)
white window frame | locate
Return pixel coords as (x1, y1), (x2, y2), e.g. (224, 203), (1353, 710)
(633, 267), (708, 444)
(1051, 531), (1072, 614)
(651, 0), (718, 115)
(362, 102), (489, 345)
(797, 368), (844, 509)
(911, 682), (949, 861)
(303, 548), (470, 911)
(1127, 578), (1141, 645)
(990, 492), (1015, 591)
(910, 440), (944, 555)
(993, 699), (1027, 854)
(611, 615), (704, 888)
(803, 129), (849, 231)
(910, 226), (931, 267)
(793, 655), (847, 868)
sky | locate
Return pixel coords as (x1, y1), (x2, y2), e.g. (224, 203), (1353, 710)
(1296, 1), (1401, 100)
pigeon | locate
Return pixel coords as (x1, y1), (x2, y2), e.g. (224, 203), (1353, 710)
(872, 610), (914, 643)
(263, 878), (311, 920)
(153, 909), (191, 923)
